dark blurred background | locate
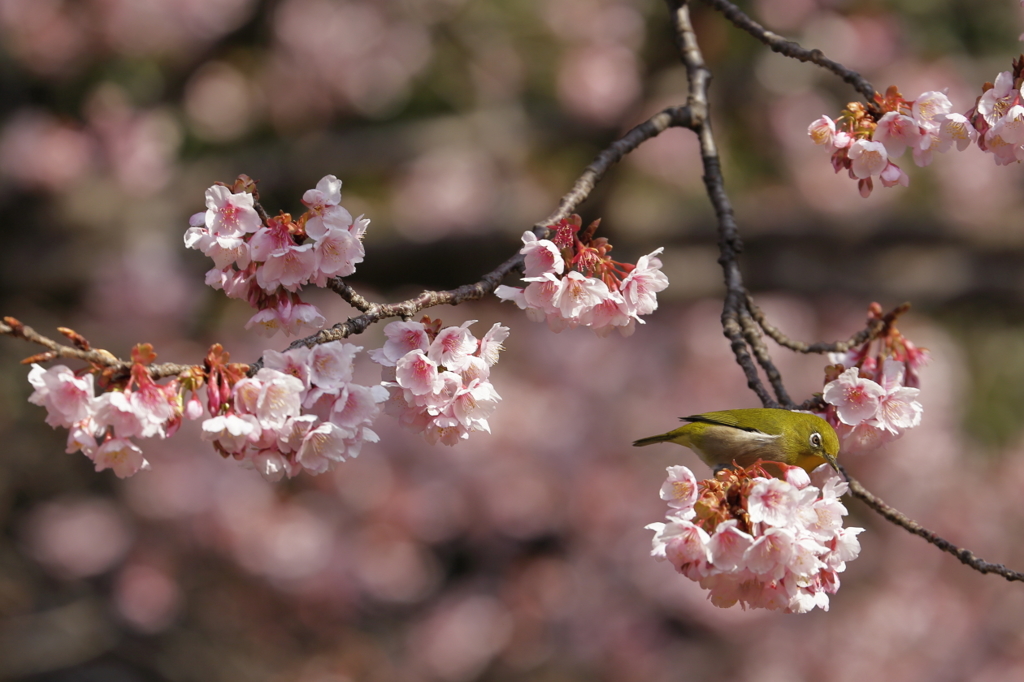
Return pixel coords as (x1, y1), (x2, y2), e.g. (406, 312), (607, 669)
(2, 0), (1024, 680)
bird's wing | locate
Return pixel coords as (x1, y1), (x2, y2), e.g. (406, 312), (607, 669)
(680, 411), (763, 433)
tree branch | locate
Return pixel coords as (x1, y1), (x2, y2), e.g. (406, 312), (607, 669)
(252, 105), (696, 372)
(844, 469), (1024, 583)
(739, 307), (794, 408)
(666, 0), (778, 407)
(703, 0), (877, 105)
(746, 295), (910, 355)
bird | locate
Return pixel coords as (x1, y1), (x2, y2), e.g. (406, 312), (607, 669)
(633, 408), (840, 474)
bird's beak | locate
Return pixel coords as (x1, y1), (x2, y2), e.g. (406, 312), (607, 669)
(824, 452), (840, 473)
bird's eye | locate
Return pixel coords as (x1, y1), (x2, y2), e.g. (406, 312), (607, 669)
(809, 432), (822, 448)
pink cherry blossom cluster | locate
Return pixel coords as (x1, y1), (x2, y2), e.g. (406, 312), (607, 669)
(28, 354), (182, 478)
(815, 303), (927, 454)
(201, 341), (387, 481)
(963, 63), (1024, 166)
(185, 174), (369, 337)
(809, 87), (975, 198)
(820, 359), (923, 455)
(495, 215), (668, 336)
(370, 318), (509, 445)
(647, 463), (863, 613)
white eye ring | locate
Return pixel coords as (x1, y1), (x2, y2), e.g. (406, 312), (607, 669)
(809, 432), (822, 448)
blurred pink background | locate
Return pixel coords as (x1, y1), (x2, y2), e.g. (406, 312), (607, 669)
(2, 0), (1024, 680)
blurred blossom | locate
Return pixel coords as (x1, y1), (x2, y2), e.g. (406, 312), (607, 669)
(627, 126), (703, 189)
(122, 447), (219, 520)
(477, 462), (558, 539)
(802, 13), (900, 74)
(754, 0), (816, 32)
(0, 0), (88, 76)
(469, 40), (525, 104)
(0, 111), (95, 191)
(332, 454), (395, 513)
(543, 0), (646, 49)
(352, 524), (440, 603)
(268, 0), (432, 122)
(0, 0), (256, 75)
(184, 61), (260, 142)
(409, 595), (513, 681)
(97, 0), (257, 57)
(113, 563), (182, 633)
(209, 474), (338, 584)
(557, 45), (641, 126)
(88, 232), (196, 329)
(401, 477), (469, 543)
(392, 148), (499, 241)
(85, 85), (182, 194)
(234, 503), (336, 582)
(21, 497), (133, 578)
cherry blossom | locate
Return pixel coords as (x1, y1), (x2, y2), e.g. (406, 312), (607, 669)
(186, 175), (368, 338)
(205, 185), (261, 237)
(200, 341), (385, 479)
(496, 216), (668, 335)
(91, 437), (151, 479)
(810, 68), (1024, 195)
(373, 318), (506, 445)
(620, 248), (669, 317)
(520, 231), (565, 277)
(816, 306), (926, 454)
(822, 367), (884, 425)
(369, 320), (431, 366)
(28, 364), (95, 428)
(301, 174), (353, 241)
(660, 465), (699, 513)
(648, 463), (863, 613)
(871, 360), (923, 435)
(848, 139), (888, 179)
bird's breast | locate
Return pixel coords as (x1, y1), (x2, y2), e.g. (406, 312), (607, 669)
(689, 425), (786, 467)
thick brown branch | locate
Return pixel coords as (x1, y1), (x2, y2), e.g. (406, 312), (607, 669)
(739, 307), (793, 408)
(704, 0), (877, 104)
(327, 279), (374, 313)
(844, 470), (1024, 583)
(667, 1), (774, 407)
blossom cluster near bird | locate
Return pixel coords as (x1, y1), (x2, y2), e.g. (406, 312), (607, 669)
(817, 304), (926, 454)
(647, 463), (863, 613)
(496, 215), (668, 335)
(808, 58), (1024, 197)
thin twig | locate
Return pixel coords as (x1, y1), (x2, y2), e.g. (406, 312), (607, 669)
(843, 469), (1024, 583)
(704, 0), (877, 105)
(254, 105), (696, 373)
(0, 318), (194, 380)
(6, 104), (695, 380)
(534, 106), (693, 233)
(746, 295), (908, 355)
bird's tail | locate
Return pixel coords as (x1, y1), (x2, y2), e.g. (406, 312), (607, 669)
(633, 432), (676, 447)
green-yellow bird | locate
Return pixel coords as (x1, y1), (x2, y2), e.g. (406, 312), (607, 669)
(633, 408), (840, 474)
